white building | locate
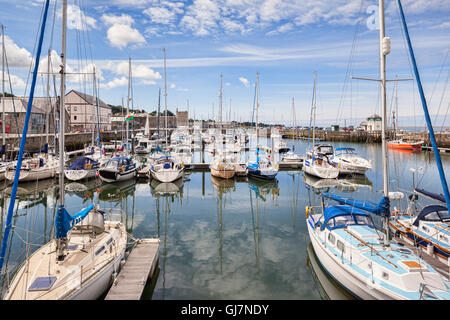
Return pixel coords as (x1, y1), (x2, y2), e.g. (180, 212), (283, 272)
(360, 114), (382, 132)
(65, 90), (111, 132)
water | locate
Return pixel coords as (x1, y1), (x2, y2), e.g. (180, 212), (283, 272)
(0, 139), (448, 300)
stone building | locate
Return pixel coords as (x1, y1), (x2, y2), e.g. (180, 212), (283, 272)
(65, 90), (112, 132)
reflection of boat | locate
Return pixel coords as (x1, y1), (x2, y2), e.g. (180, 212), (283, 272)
(303, 173), (340, 191)
(210, 175), (235, 193)
(306, 243), (355, 300)
(248, 177), (279, 201)
(97, 178), (136, 202)
(150, 178), (184, 197)
(336, 175), (373, 192)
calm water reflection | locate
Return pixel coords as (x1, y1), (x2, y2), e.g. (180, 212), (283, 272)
(0, 139), (448, 299)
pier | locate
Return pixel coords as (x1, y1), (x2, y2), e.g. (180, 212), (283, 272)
(105, 238), (160, 300)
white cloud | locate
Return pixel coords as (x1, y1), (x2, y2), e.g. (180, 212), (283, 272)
(9, 74), (26, 89)
(180, 0), (221, 36)
(66, 4), (97, 30)
(239, 77), (250, 87)
(144, 7), (177, 25)
(1, 35), (33, 68)
(101, 13), (146, 49)
(100, 76), (128, 89)
(106, 23), (146, 49)
(107, 61), (161, 80)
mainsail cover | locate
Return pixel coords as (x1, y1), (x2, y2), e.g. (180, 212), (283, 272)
(415, 188), (446, 203)
(55, 204), (94, 239)
(68, 157), (99, 170)
(322, 193), (390, 217)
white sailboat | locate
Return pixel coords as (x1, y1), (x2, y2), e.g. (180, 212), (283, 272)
(149, 155), (184, 183)
(303, 72), (339, 179)
(306, 0), (449, 300)
(3, 1), (127, 300)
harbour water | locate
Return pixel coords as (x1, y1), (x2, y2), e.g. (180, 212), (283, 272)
(0, 139), (448, 300)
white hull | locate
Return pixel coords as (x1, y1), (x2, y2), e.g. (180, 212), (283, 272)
(64, 169), (97, 181)
(150, 168), (184, 183)
(303, 162), (339, 179)
(5, 165), (57, 182)
(98, 168), (136, 183)
(307, 221), (391, 300)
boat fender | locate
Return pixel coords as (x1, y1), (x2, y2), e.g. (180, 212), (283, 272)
(85, 163), (92, 169)
(121, 165), (126, 172)
(305, 206), (309, 218)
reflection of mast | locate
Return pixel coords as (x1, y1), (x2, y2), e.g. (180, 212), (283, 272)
(156, 198), (160, 238)
(249, 187), (260, 274)
(162, 196), (168, 300)
(217, 194), (223, 274)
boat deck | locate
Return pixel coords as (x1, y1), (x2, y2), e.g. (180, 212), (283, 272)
(105, 238), (160, 300)
(393, 236), (449, 281)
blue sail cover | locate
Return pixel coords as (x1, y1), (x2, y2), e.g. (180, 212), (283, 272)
(322, 193), (390, 217)
(0, 145), (5, 155)
(29, 143), (48, 155)
(415, 188), (446, 203)
(55, 204), (94, 239)
(68, 157), (99, 170)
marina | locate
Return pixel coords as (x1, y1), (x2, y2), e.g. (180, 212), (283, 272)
(0, 0), (448, 303)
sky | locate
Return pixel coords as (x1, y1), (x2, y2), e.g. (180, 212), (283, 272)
(0, 0), (449, 127)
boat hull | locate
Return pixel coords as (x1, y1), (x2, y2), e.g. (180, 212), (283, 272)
(98, 168), (136, 183)
(387, 142), (422, 151)
(247, 167), (277, 180)
(211, 167), (235, 179)
(303, 161), (339, 179)
(150, 168), (184, 183)
(64, 169), (97, 181)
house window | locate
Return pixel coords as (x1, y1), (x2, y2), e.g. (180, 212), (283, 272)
(74, 115), (77, 121)
(74, 106), (78, 111)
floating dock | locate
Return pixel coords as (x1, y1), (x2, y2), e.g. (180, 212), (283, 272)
(105, 238), (160, 300)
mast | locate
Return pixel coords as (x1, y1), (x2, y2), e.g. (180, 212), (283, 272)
(379, 0), (391, 246)
(312, 71), (317, 145)
(219, 74), (223, 129)
(0, 0), (50, 272)
(126, 57), (131, 154)
(1, 24), (5, 159)
(157, 88), (161, 147)
(163, 48), (168, 146)
(255, 72), (259, 141)
(56, 0), (67, 259)
(45, 49), (50, 146)
(397, 0), (450, 209)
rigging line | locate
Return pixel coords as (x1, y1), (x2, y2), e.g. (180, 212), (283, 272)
(440, 101), (450, 134)
(335, 0), (365, 126)
(429, 47), (449, 118)
(434, 69), (449, 126)
(23, 1), (46, 97)
(4, 47), (22, 139)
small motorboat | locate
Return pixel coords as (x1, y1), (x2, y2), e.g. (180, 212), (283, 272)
(98, 156), (138, 183)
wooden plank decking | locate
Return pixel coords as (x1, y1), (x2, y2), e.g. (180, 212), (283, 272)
(105, 238), (160, 300)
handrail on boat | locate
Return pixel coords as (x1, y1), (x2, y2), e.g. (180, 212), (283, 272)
(344, 229), (398, 269)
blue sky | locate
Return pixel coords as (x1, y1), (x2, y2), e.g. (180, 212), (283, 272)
(0, 0), (449, 127)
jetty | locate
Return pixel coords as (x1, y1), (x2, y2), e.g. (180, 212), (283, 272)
(105, 238), (160, 300)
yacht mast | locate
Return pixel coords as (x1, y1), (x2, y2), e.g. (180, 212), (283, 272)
(312, 71), (317, 144)
(57, 0), (67, 259)
(379, 0), (390, 246)
(163, 48), (168, 146)
(127, 57), (131, 154)
(1, 25), (5, 159)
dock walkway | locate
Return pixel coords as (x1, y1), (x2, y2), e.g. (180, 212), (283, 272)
(105, 238), (160, 300)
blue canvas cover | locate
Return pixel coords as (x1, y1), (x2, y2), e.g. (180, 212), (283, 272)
(0, 145), (5, 155)
(415, 188), (446, 203)
(322, 193), (390, 217)
(55, 204), (94, 239)
(68, 157), (99, 170)
(413, 205), (449, 226)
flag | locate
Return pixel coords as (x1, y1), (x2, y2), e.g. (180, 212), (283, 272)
(125, 114), (134, 121)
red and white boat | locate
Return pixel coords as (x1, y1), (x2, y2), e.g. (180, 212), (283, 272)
(387, 138), (423, 151)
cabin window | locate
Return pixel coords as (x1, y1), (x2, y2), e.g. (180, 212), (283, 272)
(334, 215), (356, 227)
(95, 245), (105, 256)
(382, 272), (389, 280)
(336, 240), (345, 253)
(328, 233), (336, 245)
(355, 215), (372, 226)
(422, 226), (429, 232)
(439, 235), (448, 243)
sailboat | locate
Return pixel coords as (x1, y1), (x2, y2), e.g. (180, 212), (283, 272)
(2, 1), (127, 300)
(4, 144), (59, 182)
(306, 0), (449, 300)
(246, 73), (278, 180)
(303, 73), (339, 179)
(149, 155), (184, 183)
(388, 0), (450, 267)
(98, 58), (138, 183)
(210, 75), (237, 180)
